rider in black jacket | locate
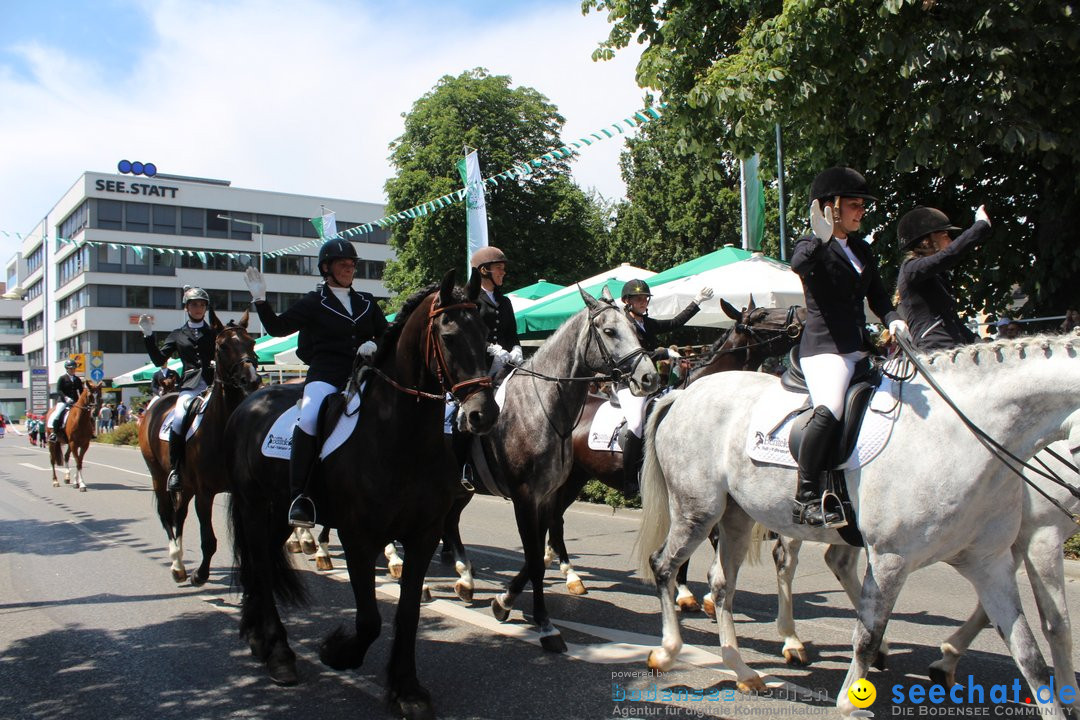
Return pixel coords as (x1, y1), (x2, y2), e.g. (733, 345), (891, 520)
(138, 286), (221, 493)
(150, 363), (182, 396)
(245, 238), (388, 528)
(790, 167), (909, 528)
(896, 205), (992, 352)
(49, 359), (84, 442)
(470, 246), (522, 377)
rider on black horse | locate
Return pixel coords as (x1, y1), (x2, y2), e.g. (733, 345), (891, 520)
(618, 278), (712, 495)
(471, 246), (522, 379)
(49, 359), (83, 443)
(139, 286), (221, 494)
(244, 238), (387, 529)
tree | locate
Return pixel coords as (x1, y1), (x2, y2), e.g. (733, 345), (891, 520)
(383, 68), (611, 305)
(586, 0), (1080, 315)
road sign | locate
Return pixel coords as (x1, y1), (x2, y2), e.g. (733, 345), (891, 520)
(30, 367), (49, 415)
(90, 368), (105, 382)
(90, 351), (104, 369)
(69, 353), (86, 374)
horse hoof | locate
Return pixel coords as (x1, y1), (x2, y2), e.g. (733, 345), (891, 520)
(491, 598), (511, 623)
(421, 586), (433, 603)
(388, 562), (404, 580)
(646, 649), (672, 672)
(79, 485), (87, 492)
(52, 479), (59, 487)
(702, 596), (716, 619)
(300, 539), (317, 555)
(540, 633), (567, 653)
(315, 556), (334, 571)
(783, 647), (809, 666)
(171, 568), (188, 584)
(873, 651), (887, 671)
(268, 660), (299, 686)
(676, 596), (700, 613)
(566, 579), (588, 596)
(736, 676), (768, 693)
(454, 581), (473, 603)
(191, 571), (208, 587)
(389, 693), (435, 720)
(928, 665), (953, 688)
(285, 538), (302, 553)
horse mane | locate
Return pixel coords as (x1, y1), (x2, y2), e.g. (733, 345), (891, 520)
(373, 282), (469, 366)
(923, 332), (1079, 368)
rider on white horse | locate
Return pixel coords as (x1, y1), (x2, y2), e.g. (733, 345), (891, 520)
(790, 167), (909, 527)
(49, 359), (83, 443)
(139, 286), (221, 494)
(245, 238), (387, 529)
(471, 246), (522, 380)
(896, 204), (992, 351)
(617, 278), (712, 494)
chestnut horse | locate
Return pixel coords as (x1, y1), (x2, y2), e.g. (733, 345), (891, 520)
(138, 311), (260, 585)
(48, 380), (103, 490)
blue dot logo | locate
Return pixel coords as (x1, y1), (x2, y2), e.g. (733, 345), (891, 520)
(118, 159), (132, 173)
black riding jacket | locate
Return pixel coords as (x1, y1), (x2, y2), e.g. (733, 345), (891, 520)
(478, 288), (520, 350)
(791, 234), (900, 357)
(145, 322), (218, 391)
(253, 283), (387, 387)
(897, 220), (990, 352)
(628, 302), (701, 362)
(151, 367), (181, 396)
(56, 373), (84, 404)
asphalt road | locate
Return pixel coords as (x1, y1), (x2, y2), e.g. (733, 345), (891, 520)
(0, 433), (1077, 720)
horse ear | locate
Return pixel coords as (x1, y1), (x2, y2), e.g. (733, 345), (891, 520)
(600, 284), (614, 303)
(466, 267), (482, 301)
(747, 294), (757, 312)
(238, 309), (250, 330)
(721, 298), (741, 321)
(579, 283), (600, 312)
(439, 269), (456, 306)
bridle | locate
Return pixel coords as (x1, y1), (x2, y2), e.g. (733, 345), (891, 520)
(683, 305), (804, 380)
(215, 326), (260, 391)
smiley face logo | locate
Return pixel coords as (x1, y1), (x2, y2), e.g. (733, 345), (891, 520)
(848, 678), (877, 708)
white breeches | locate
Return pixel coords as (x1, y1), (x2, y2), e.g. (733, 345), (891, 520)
(172, 381), (207, 434)
(617, 387), (647, 438)
(298, 381), (337, 436)
(799, 351), (866, 420)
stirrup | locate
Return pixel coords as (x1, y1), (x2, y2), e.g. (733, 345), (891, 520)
(167, 469), (182, 493)
(459, 464), (476, 493)
(288, 495), (316, 529)
(819, 490), (849, 529)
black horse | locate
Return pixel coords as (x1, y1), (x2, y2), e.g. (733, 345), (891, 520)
(228, 270), (498, 720)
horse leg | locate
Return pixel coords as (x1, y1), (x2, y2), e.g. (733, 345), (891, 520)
(191, 493), (217, 586)
(697, 524), (721, 617)
(823, 543), (888, 668)
(299, 527), (317, 555)
(386, 530), (440, 720)
(927, 604), (990, 688)
(953, 551), (1065, 718)
(837, 551), (909, 717)
(315, 525), (334, 571)
(49, 442), (60, 487)
(286, 528), (303, 554)
(170, 494), (192, 583)
(440, 494), (474, 602)
(63, 445), (72, 483)
(384, 542), (404, 579)
(1021, 532), (1079, 714)
(710, 505), (765, 693)
(319, 531), (381, 671)
(548, 487), (586, 596)
(773, 535), (807, 664)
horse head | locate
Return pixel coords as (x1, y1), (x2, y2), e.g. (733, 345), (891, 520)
(719, 295), (805, 370)
(83, 381), (103, 418)
(215, 310), (261, 394)
(580, 284), (659, 396)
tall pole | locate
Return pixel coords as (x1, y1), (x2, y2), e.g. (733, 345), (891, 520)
(775, 123), (788, 262)
(217, 214), (265, 336)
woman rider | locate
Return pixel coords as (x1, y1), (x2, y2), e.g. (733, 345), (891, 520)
(138, 287), (221, 493)
(244, 238), (387, 528)
(896, 205), (991, 352)
(48, 358), (84, 443)
(790, 167), (909, 527)
(470, 246), (522, 377)
(618, 278), (712, 494)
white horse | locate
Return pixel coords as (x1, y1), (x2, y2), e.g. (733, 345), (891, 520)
(638, 334), (1080, 718)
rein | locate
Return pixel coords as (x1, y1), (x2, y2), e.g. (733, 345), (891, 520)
(896, 334), (1080, 525)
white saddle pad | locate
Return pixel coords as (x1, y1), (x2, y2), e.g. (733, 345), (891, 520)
(261, 384), (364, 460)
(46, 405), (64, 428)
(587, 399), (626, 452)
(745, 377), (901, 470)
(156, 401), (206, 442)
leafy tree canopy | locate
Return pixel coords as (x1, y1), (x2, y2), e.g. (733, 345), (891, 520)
(585, 0), (1080, 316)
(383, 68), (611, 306)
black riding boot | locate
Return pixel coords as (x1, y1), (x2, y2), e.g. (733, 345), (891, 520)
(287, 427), (318, 529)
(792, 406), (843, 527)
(49, 412), (64, 443)
(166, 429), (185, 493)
(621, 427), (644, 497)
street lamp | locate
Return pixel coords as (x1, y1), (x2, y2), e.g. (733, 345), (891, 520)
(217, 214), (265, 335)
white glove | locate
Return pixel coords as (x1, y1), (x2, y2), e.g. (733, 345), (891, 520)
(487, 343), (505, 358)
(975, 204), (991, 227)
(810, 199), (835, 242)
(508, 345), (524, 365)
(358, 340), (377, 361)
(492, 347), (511, 365)
(244, 266), (267, 302)
(889, 319), (912, 342)
(693, 287), (714, 304)
(138, 314), (153, 337)
(667, 347), (682, 360)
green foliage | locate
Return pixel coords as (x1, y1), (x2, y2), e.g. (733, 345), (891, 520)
(383, 68), (612, 305)
(1066, 532), (1080, 560)
(585, 0), (1080, 314)
(578, 478), (640, 509)
(96, 421), (140, 446)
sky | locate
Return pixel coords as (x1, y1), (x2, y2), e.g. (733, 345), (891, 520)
(0, 0), (648, 265)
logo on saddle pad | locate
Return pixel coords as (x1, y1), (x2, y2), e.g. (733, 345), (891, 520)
(746, 378), (900, 470)
(261, 386), (364, 461)
(157, 403), (206, 442)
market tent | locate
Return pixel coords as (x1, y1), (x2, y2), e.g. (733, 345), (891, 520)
(112, 358), (183, 387)
(506, 280), (565, 313)
(646, 245), (754, 287)
(648, 252), (805, 328)
(514, 264), (654, 337)
(112, 331), (298, 387)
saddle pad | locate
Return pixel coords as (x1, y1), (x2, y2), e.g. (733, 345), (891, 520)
(587, 400), (626, 452)
(261, 385), (364, 460)
(156, 402), (206, 442)
(745, 377), (901, 470)
(445, 369), (516, 434)
(46, 405), (64, 428)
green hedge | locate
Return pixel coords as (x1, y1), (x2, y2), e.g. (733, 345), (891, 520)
(95, 421), (140, 446)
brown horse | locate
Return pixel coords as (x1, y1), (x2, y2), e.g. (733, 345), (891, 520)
(138, 311), (260, 585)
(48, 381), (103, 490)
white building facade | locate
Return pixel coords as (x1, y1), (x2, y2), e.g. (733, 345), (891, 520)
(14, 169), (390, 413)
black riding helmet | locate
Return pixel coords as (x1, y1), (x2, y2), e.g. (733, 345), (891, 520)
(809, 167), (878, 205)
(318, 238), (358, 276)
(621, 278), (652, 301)
(897, 207), (961, 252)
(64, 359), (77, 370)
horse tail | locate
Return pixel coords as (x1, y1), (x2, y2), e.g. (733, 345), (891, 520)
(745, 523), (771, 566)
(635, 391), (680, 580)
(229, 482), (308, 609)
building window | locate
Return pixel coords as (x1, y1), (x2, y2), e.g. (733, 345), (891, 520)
(152, 250), (176, 276)
(230, 291), (251, 311)
(126, 202), (150, 233)
(26, 279), (43, 301)
(181, 207), (204, 236)
(205, 210), (228, 239)
(26, 314), (43, 334)
(27, 349), (43, 366)
(97, 285), (123, 307)
(124, 331), (145, 353)
(226, 212), (253, 240)
(95, 244), (123, 272)
(96, 330), (125, 354)
(125, 247), (150, 274)
(280, 216), (303, 237)
(152, 287), (178, 309)
(365, 260), (385, 279)
(256, 214), (279, 235)
(57, 332), (89, 358)
(58, 287), (90, 318)
(25, 245), (44, 274)
(230, 253), (256, 272)
(57, 246), (88, 287)
(97, 199), (123, 230)
(60, 200), (89, 241)
(152, 204), (176, 234)
(125, 286), (149, 308)
(179, 253), (207, 270)
(206, 289), (228, 310)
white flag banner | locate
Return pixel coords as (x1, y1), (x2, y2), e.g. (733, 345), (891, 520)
(456, 148), (489, 274)
(310, 209), (338, 240)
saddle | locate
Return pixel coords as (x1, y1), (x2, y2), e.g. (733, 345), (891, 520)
(779, 347), (882, 547)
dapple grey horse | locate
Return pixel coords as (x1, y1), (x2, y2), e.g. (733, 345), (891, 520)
(637, 334), (1080, 718)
